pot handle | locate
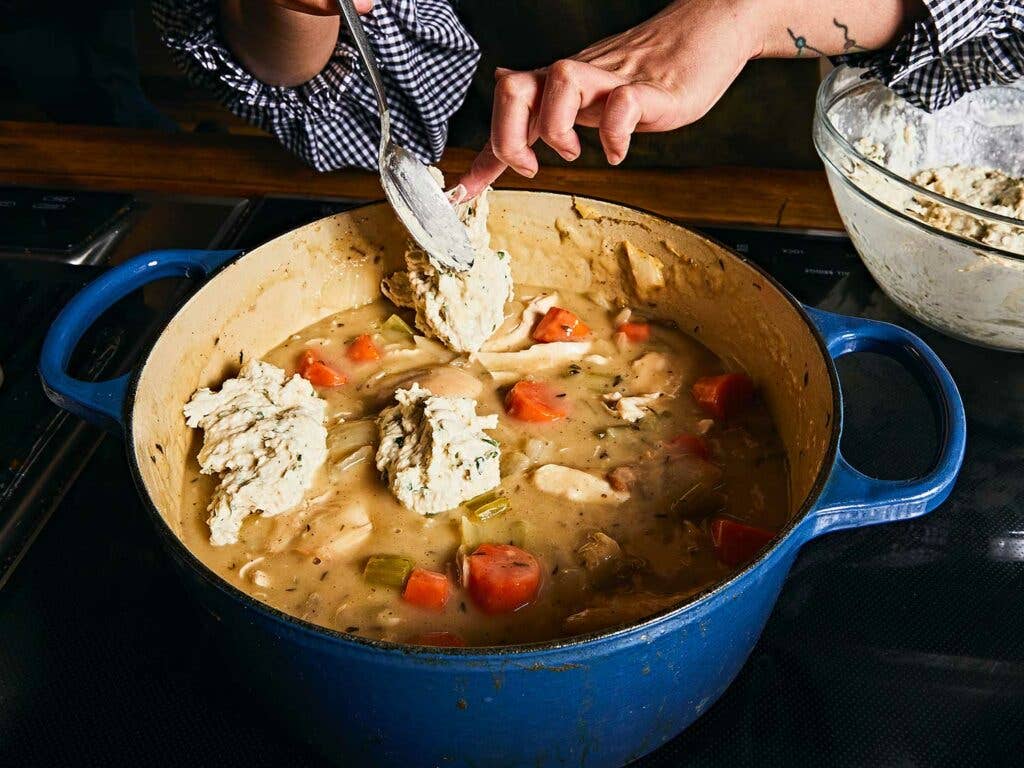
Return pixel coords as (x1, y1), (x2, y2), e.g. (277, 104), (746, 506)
(39, 249), (242, 431)
(803, 307), (966, 538)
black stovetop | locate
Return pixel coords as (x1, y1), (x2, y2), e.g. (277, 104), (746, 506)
(1, 195), (1022, 767)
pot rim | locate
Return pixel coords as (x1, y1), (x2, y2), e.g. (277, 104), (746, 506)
(123, 190), (842, 657)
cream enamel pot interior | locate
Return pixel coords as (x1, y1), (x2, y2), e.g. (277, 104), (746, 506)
(40, 192), (966, 768)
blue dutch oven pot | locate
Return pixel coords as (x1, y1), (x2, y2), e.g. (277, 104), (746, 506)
(39, 195), (965, 768)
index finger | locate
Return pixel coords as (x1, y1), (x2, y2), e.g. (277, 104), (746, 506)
(456, 141), (507, 200)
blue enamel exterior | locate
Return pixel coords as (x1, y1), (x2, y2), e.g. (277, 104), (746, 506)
(40, 249), (967, 768)
(38, 249), (241, 429)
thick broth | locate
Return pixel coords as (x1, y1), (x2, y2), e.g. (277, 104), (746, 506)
(180, 289), (788, 646)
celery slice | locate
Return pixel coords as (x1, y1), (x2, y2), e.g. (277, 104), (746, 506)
(382, 314), (414, 338)
(463, 489), (499, 511)
(472, 497), (510, 521)
(464, 489), (509, 521)
(460, 516), (482, 549)
(363, 554), (414, 588)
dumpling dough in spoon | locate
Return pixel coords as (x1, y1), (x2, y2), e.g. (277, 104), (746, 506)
(382, 177), (513, 354)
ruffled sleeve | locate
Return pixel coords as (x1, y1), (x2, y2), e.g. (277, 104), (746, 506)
(153, 0), (480, 171)
(833, 0), (1024, 111)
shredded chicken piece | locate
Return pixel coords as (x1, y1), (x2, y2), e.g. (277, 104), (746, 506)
(602, 391), (662, 423)
(628, 351), (682, 396)
(532, 464), (629, 504)
(475, 340), (593, 375)
(299, 592), (323, 621)
(294, 500), (373, 561)
(483, 292), (559, 352)
(576, 531), (622, 571)
(607, 465), (639, 493)
(500, 451), (531, 477)
(622, 240), (665, 298)
(237, 557), (264, 580)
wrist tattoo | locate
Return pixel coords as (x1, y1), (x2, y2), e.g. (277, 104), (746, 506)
(833, 19), (866, 53)
(787, 18), (866, 57)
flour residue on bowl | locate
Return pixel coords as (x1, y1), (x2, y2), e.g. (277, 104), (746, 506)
(817, 69), (1024, 349)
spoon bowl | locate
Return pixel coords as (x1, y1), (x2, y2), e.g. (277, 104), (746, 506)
(337, 0), (476, 271)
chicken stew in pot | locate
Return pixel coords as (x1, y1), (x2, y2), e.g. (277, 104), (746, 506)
(181, 296), (788, 647)
(180, 186), (789, 648)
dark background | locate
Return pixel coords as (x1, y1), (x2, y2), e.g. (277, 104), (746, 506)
(0, 0), (823, 169)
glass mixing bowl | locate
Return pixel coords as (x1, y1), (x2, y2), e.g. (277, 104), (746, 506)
(813, 66), (1024, 351)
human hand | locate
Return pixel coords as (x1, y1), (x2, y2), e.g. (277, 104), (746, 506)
(459, 0), (761, 196)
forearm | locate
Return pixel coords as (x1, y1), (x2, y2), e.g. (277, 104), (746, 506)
(220, 1), (339, 87)
(751, 0), (925, 59)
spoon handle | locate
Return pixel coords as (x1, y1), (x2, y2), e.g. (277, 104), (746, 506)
(336, 0), (391, 142)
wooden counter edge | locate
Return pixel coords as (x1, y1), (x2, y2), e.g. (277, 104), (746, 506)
(0, 121), (843, 231)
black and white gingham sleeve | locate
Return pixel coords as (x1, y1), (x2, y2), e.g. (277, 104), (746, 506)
(834, 0), (1024, 111)
(153, 0), (480, 171)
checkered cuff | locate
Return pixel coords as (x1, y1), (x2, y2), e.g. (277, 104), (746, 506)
(834, 0), (1024, 111)
(154, 0), (480, 171)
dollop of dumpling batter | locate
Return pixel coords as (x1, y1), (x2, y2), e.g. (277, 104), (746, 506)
(375, 384), (500, 516)
(910, 165), (1024, 253)
(382, 183), (514, 354)
(184, 360), (328, 546)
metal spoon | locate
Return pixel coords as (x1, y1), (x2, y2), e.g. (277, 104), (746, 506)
(336, 0), (476, 271)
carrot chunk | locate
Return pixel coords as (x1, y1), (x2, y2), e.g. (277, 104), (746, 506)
(505, 380), (567, 422)
(665, 433), (711, 460)
(347, 333), (381, 363)
(532, 307), (591, 343)
(691, 373), (754, 419)
(710, 517), (776, 567)
(466, 543), (542, 614)
(298, 350), (347, 387)
(617, 321), (650, 342)
(416, 631), (466, 647)
(402, 568), (451, 612)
